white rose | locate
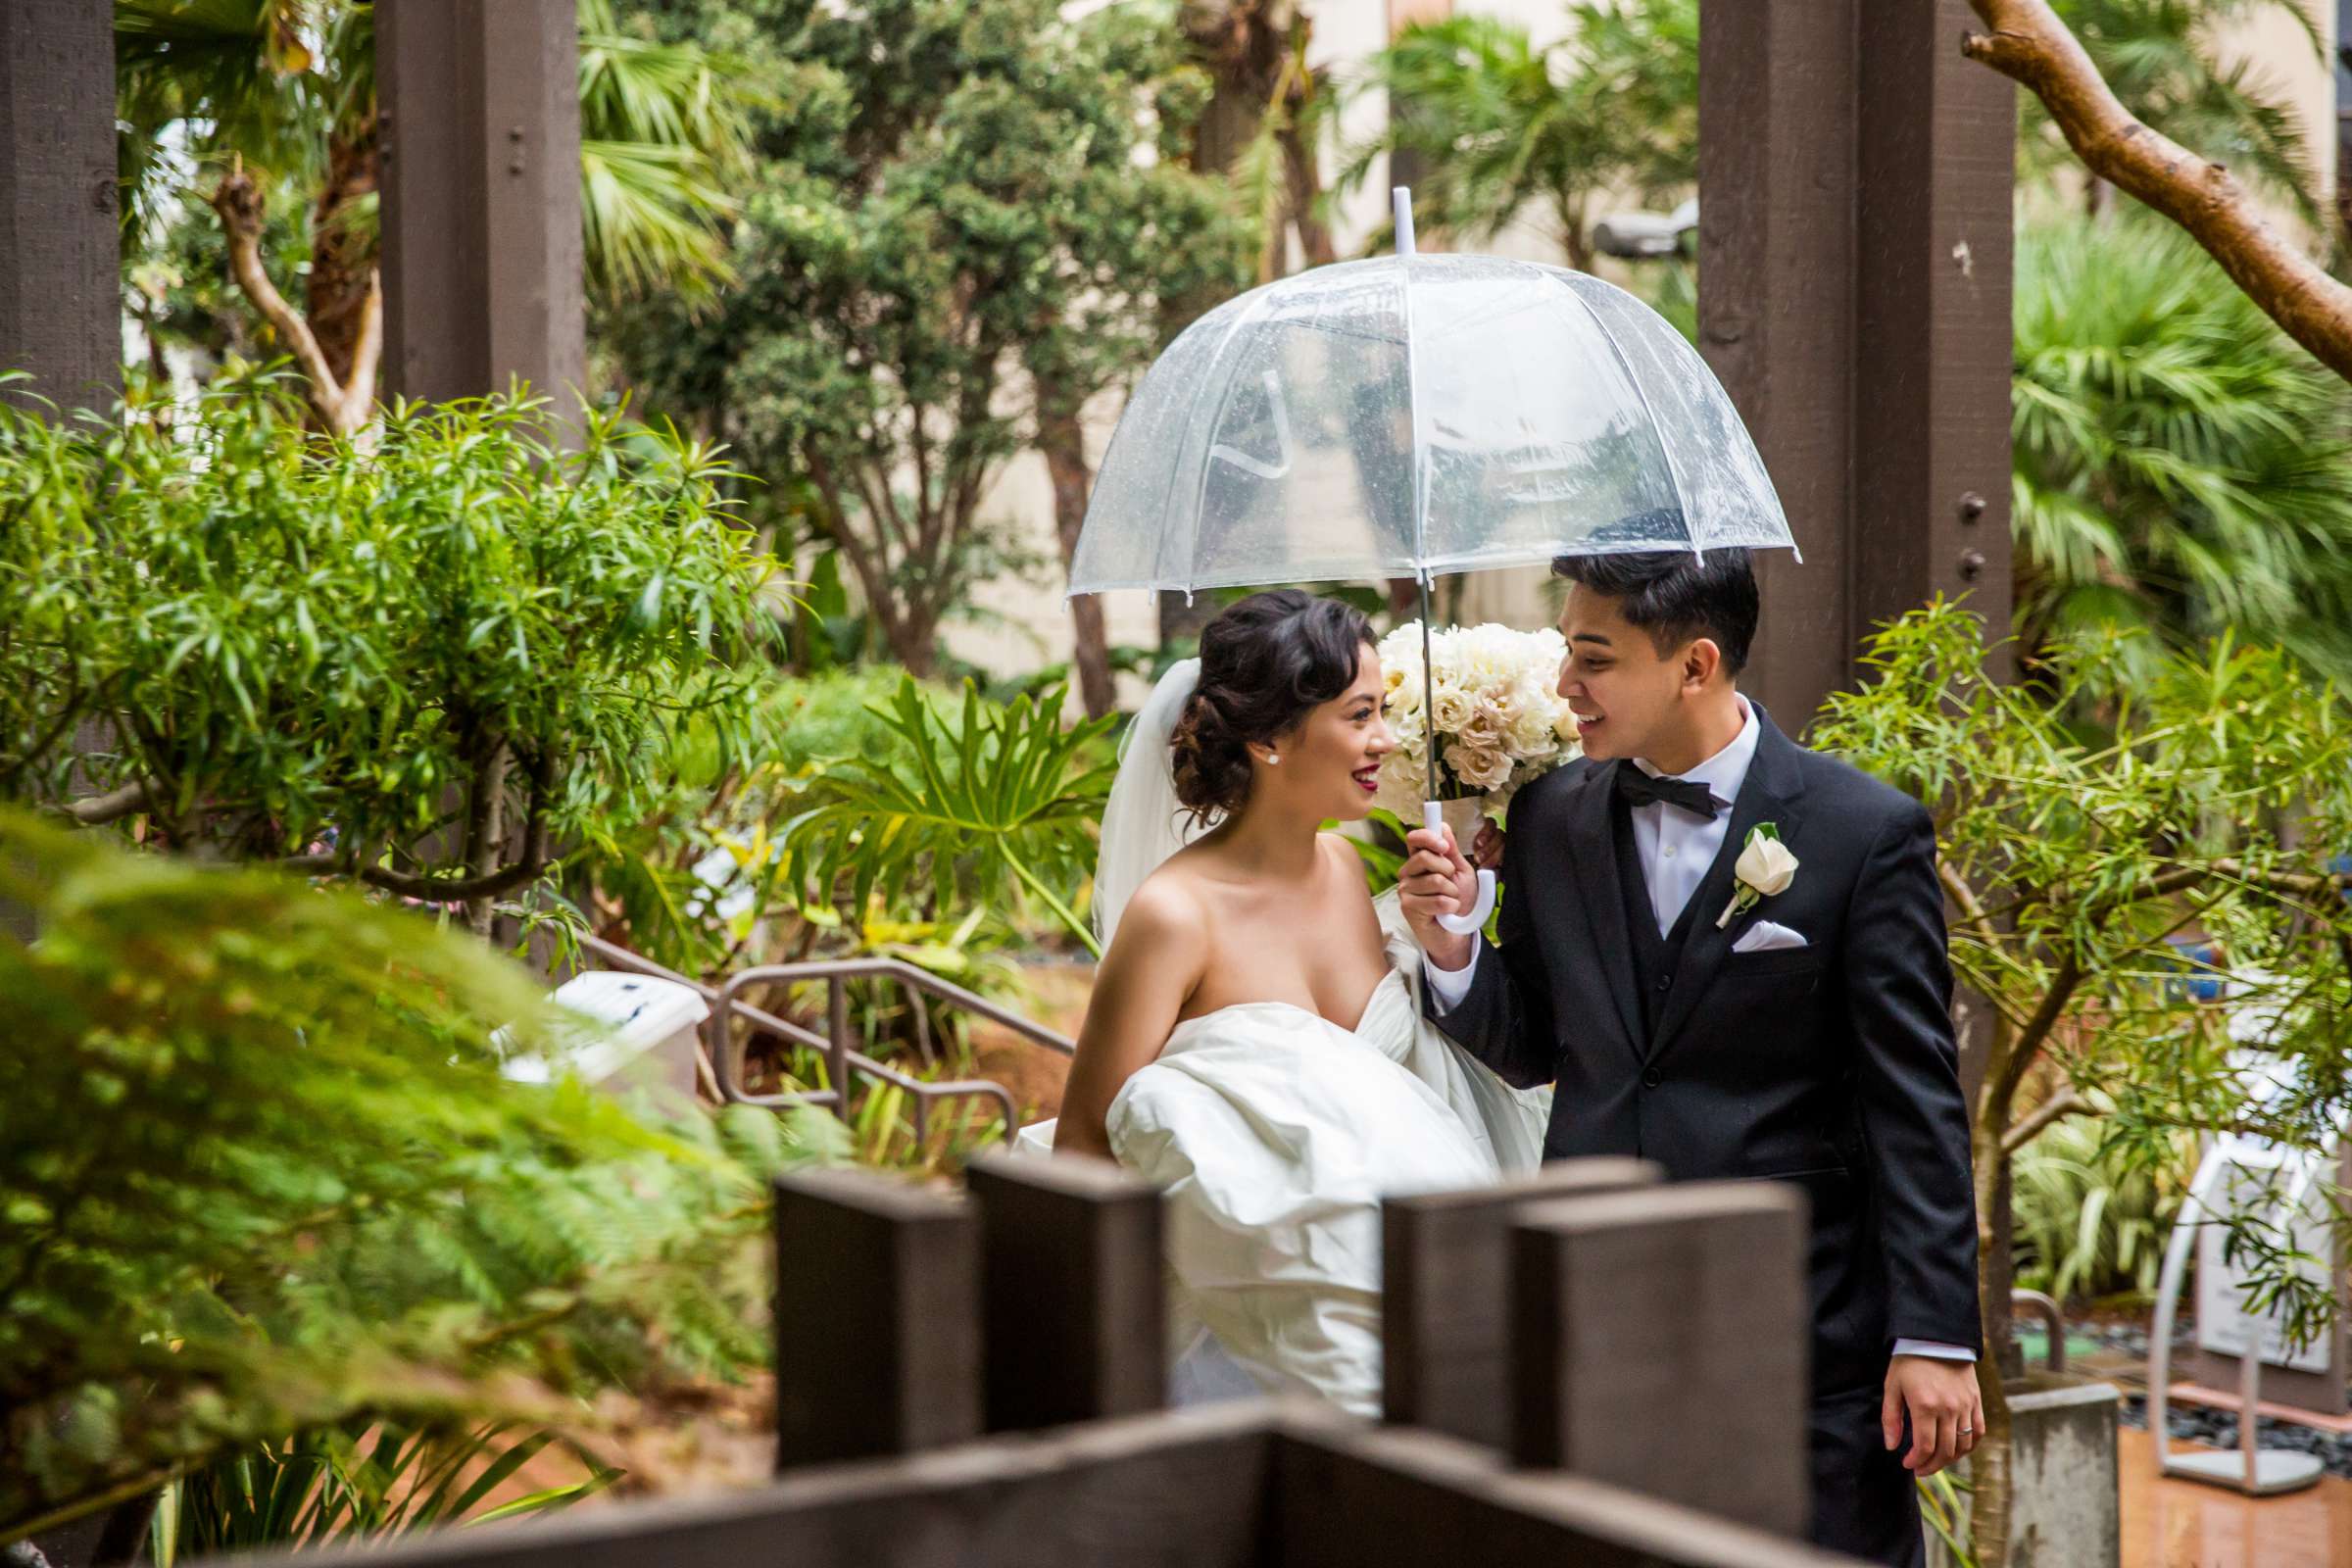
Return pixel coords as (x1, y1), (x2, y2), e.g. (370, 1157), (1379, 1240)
(1449, 744), (1514, 792)
(1431, 686), (1472, 732)
(1460, 700), (1505, 749)
(1504, 706), (1557, 760)
(1735, 834), (1799, 898)
(1375, 747), (1428, 814)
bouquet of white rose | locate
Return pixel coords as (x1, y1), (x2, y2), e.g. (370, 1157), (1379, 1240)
(1374, 621), (1582, 836)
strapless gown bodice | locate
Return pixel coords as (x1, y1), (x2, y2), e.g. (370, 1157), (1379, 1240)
(1020, 893), (1551, 1416)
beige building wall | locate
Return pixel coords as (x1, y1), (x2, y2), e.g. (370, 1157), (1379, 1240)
(2215, 0), (2337, 236)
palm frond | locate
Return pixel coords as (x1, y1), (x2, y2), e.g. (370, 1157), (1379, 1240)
(576, 0), (761, 302)
(778, 677), (1117, 956)
(2011, 218), (2352, 676)
(581, 139), (738, 301)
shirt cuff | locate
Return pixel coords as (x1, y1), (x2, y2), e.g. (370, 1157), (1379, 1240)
(1890, 1339), (1978, 1363)
(1422, 941), (1481, 1013)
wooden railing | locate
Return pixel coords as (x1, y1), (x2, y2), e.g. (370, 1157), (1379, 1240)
(273, 1153), (1865, 1568)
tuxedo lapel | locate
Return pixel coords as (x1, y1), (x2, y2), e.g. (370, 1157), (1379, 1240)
(1564, 765), (1644, 1059)
(1647, 706), (1809, 1061)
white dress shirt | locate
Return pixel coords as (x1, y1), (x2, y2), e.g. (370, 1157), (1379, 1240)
(1422, 698), (1974, 1365)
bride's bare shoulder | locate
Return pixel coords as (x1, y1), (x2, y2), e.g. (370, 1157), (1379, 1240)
(1316, 830), (1377, 889)
(1107, 861), (1212, 955)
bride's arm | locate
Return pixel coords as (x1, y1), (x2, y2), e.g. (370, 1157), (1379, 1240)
(1053, 880), (1207, 1160)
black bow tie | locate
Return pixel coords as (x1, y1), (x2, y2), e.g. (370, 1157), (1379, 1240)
(1614, 760), (1723, 819)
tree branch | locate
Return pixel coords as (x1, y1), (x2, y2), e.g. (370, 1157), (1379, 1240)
(806, 453), (903, 651)
(337, 269), (384, 429)
(60, 779), (153, 826)
(1939, 858), (2000, 952)
(1993, 949), (2082, 1114)
(212, 164), (366, 433)
(278, 854), (553, 903)
(1962, 0), (2352, 381)
(2003, 1086), (2084, 1155)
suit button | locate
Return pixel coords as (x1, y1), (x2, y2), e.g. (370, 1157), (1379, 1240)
(1655, 972), (1673, 992)
(1642, 1069), (1662, 1090)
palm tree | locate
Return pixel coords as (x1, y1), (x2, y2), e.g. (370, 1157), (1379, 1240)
(1179, 0), (1338, 283)
(2034, 0), (2323, 225)
(575, 0), (759, 303)
(116, 0), (756, 428)
(2011, 218), (2352, 678)
(1340, 0), (1696, 271)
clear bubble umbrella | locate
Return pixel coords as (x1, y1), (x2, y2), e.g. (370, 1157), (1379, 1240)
(1068, 190), (1797, 933)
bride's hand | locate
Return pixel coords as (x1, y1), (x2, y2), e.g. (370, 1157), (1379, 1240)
(1399, 824), (1480, 968)
(1471, 821), (1504, 870)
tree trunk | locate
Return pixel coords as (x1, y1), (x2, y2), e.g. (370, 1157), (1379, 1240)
(1557, 192), (1594, 273)
(1159, 4), (1298, 650)
(212, 163), (380, 435)
(1968, 1036), (2024, 1568)
(1280, 115), (1335, 270)
(1039, 405), (1117, 718)
(464, 737), (510, 938)
(885, 606), (940, 679)
(306, 128), (381, 390)
(2082, 173), (2112, 223)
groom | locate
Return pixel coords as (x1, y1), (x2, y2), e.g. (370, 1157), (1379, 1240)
(1399, 549), (1981, 1567)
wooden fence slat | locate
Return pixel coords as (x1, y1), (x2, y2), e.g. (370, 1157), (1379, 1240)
(1510, 1183), (1810, 1538)
(230, 1404), (1280, 1568)
(1277, 1418), (1860, 1568)
(244, 1402), (1873, 1568)
(965, 1149), (1166, 1433)
(771, 1170), (982, 1469)
(1382, 1158), (1661, 1445)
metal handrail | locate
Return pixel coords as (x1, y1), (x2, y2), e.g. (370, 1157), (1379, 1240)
(575, 935), (1071, 1145)
(712, 958), (1077, 1144)
(2011, 1289), (2066, 1373)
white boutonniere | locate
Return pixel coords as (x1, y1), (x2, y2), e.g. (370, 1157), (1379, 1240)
(1717, 823), (1798, 929)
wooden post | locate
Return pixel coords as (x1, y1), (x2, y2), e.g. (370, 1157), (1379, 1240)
(1698, 0), (2013, 729)
(1509, 1184), (1810, 1539)
(0, 0), (119, 414)
(771, 1170), (982, 1469)
(377, 0), (586, 410)
(1381, 1157), (1660, 1446)
(964, 1150), (1166, 1433)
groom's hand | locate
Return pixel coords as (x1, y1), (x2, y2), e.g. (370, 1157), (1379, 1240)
(1883, 1355), (1983, 1477)
(1399, 824), (1480, 970)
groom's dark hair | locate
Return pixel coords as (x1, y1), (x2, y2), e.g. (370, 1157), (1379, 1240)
(1552, 549), (1758, 676)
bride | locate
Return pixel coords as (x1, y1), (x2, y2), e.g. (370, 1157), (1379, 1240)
(1023, 589), (1548, 1416)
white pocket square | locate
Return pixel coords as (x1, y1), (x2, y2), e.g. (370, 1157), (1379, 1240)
(1732, 919), (1808, 955)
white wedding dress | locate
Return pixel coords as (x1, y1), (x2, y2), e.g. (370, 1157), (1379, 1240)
(1018, 660), (1550, 1417)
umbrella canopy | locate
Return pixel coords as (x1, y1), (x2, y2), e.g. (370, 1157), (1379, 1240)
(1067, 233), (1793, 601)
(1066, 191), (1795, 936)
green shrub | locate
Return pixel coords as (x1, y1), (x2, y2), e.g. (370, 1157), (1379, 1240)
(588, 665), (920, 975)
(0, 811), (839, 1544)
(0, 370), (784, 933)
(2012, 1108), (2189, 1304)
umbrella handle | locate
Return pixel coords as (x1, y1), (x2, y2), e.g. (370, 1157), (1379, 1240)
(1421, 801), (1497, 936)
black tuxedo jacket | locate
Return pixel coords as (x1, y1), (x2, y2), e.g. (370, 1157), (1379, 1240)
(1427, 704), (1984, 1393)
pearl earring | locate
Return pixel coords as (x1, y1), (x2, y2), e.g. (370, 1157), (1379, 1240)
(1267, 753), (1280, 764)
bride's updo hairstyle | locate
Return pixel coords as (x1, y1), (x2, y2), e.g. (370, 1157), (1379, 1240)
(1170, 589), (1374, 826)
